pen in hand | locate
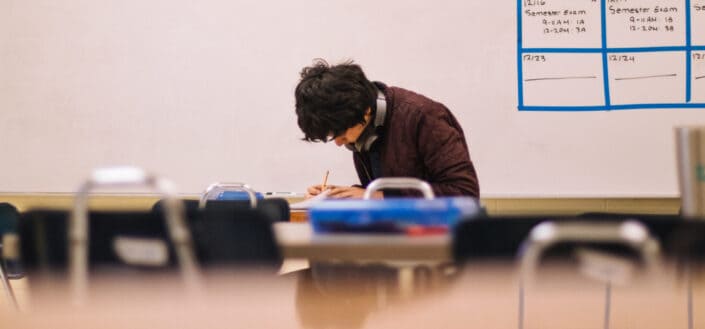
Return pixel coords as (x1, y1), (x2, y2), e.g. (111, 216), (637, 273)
(321, 170), (330, 192)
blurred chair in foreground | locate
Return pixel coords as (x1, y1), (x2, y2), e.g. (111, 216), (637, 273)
(0, 202), (22, 308)
(17, 167), (282, 306)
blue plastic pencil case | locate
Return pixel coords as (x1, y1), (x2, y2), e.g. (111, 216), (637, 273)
(217, 191), (264, 201)
(309, 197), (482, 234)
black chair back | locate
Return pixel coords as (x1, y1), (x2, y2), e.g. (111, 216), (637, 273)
(21, 207), (282, 274)
(152, 197), (290, 223)
(191, 204), (281, 268)
(20, 209), (179, 275)
(205, 198), (290, 222)
(453, 214), (704, 264)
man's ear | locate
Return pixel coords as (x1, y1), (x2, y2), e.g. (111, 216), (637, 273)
(364, 107), (372, 122)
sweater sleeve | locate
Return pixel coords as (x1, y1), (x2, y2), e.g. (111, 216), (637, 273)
(415, 110), (480, 198)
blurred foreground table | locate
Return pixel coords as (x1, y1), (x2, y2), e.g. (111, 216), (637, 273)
(274, 222), (451, 262)
(2, 265), (702, 329)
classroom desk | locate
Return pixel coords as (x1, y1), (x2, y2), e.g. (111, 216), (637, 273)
(273, 222), (454, 298)
(273, 222), (451, 262)
(289, 210), (308, 222)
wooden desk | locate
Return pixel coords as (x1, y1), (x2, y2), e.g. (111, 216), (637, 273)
(274, 222), (451, 262)
(289, 210), (308, 222)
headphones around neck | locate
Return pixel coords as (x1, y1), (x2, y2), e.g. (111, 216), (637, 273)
(345, 91), (387, 152)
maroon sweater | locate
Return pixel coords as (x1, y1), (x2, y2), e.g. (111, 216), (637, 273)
(352, 83), (480, 198)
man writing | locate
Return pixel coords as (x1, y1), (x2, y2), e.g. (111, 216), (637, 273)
(295, 60), (480, 199)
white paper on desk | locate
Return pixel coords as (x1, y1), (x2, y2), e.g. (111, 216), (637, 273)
(289, 189), (331, 210)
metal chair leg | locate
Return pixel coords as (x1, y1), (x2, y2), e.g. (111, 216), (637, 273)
(0, 261), (18, 310)
(604, 281), (611, 329)
(688, 265), (693, 329)
(518, 279), (524, 329)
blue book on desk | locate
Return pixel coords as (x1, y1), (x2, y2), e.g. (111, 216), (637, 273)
(309, 197), (482, 235)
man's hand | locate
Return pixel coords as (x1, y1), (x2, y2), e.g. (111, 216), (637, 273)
(305, 184), (325, 199)
(327, 186), (383, 199)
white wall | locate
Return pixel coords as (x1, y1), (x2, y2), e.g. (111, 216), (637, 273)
(1, 0), (704, 196)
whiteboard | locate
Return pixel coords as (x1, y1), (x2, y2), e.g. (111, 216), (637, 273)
(1, 0), (704, 197)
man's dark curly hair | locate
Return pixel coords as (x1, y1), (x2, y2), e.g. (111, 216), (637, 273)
(295, 59), (378, 142)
